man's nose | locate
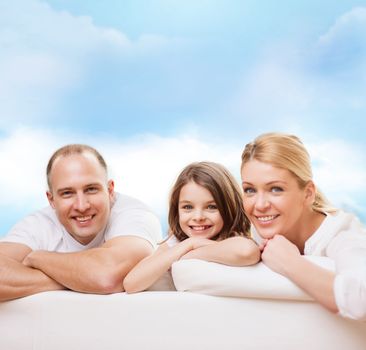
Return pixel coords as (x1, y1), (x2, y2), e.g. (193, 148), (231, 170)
(74, 193), (91, 212)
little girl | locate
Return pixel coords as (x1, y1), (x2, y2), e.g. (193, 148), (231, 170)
(123, 161), (260, 293)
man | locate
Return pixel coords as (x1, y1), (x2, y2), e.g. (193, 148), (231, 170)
(0, 144), (162, 301)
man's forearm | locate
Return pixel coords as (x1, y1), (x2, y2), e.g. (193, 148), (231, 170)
(25, 248), (122, 293)
(24, 237), (154, 294)
(24, 249), (128, 294)
(0, 254), (65, 301)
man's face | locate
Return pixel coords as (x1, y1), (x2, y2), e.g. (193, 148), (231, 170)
(47, 152), (114, 245)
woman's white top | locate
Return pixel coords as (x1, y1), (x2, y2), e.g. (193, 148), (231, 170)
(305, 210), (366, 320)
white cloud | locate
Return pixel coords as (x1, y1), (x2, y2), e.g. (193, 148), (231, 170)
(0, 127), (242, 230)
(224, 6), (366, 137)
(0, 0), (170, 128)
(318, 7), (366, 48)
(0, 127), (365, 234)
(307, 138), (366, 221)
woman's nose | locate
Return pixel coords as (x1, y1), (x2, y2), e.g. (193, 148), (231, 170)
(254, 193), (270, 211)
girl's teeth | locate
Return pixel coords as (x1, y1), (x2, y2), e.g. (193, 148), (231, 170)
(191, 226), (209, 231)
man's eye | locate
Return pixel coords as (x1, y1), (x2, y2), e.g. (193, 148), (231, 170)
(86, 187), (98, 193)
(61, 191), (72, 197)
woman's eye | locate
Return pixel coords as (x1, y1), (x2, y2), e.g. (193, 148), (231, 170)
(243, 187), (255, 194)
(271, 186), (283, 193)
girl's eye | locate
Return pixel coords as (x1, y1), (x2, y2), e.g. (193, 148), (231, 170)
(182, 204), (193, 210)
(243, 187), (256, 195)
(207, 204), (218, 210)
(271, 186), (283, 193)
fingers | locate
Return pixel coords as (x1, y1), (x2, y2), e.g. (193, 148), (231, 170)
(259, 239), (269, 252)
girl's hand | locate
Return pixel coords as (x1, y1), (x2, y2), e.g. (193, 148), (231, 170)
(180, 237), (216, 260)
(186, 237), (215, 250)
(261, 235), (301, 276)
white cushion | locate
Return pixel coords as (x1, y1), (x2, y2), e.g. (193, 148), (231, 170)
(171, 256), (335, 301)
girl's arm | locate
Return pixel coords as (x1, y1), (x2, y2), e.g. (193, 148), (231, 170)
(261, 235), (338, 313)
(181, 236), (260, 266)
(123, 237), (212, 293)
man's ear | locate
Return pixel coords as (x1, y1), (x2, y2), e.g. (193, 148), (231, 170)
(107, 180), (115, 197)
(46, 191), (55, 209)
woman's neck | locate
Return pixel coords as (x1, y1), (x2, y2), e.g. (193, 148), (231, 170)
(290, 209), (326, 254)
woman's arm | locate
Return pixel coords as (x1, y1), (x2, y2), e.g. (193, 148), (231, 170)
(181, 236), (260, 266)
(123, 237), (213, 293)
(261, 235), (338, 313)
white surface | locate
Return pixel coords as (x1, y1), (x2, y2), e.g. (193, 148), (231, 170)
(0, 290), (365, 350)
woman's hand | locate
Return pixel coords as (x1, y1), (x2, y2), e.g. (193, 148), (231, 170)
(261, 235), (301, 276)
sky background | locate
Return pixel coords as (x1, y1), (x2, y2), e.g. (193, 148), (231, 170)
(1, 0), (366, 236)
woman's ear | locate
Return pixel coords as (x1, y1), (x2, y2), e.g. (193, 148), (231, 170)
(304, 180), (316, 205)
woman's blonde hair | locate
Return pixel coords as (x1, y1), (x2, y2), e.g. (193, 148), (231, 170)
(168, 161), (251, 242)
(241, 132), (336, 213)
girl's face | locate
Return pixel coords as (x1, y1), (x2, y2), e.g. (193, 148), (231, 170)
(241, 159), (313, 241)
(178, 181), (224, 239)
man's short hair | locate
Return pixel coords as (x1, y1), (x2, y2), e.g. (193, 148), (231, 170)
(46, 144), (108, 191)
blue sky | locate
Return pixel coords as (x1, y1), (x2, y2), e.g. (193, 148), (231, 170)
(1, 0), (366, 235)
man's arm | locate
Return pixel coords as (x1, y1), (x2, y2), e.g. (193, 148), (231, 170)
(0, 242), (66, 302)
(23, 236), (153, 294)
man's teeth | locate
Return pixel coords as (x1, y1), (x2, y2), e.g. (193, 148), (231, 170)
(257, 215), (277, 222)
(76, 216), (92, 222)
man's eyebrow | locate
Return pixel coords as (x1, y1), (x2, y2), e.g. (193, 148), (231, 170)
(56, 187), (73, 193)
(84, 183), (103, 187)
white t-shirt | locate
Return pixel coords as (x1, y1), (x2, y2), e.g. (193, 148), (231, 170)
(1, 193), (162, 252)
(304, 210), (366, 321)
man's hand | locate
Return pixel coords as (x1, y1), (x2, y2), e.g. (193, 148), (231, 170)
(0, 243), (66, 301)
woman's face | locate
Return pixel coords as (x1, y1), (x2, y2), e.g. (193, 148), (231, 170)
(240, 159), (311, 241)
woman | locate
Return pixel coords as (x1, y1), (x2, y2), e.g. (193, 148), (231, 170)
(240, 132), (366, 320)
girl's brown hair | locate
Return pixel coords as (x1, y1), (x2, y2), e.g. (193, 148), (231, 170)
(168, 161), (251, 242)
